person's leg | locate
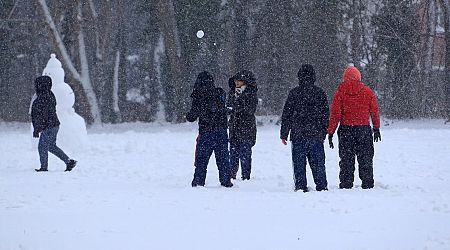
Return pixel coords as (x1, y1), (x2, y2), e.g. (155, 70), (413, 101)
(291, 139), (308, 192)
(356, 127), (375, 189)
(193, 132), (214, 186)
(239, 143), (253, 180)
(213, 129), (233, 187)
(47, 127), (70, 164)
(307, 138), (328, 191)
(37, 129), (51, 170)
(229, 143), (239, 179)
(338, 127), (356, 189)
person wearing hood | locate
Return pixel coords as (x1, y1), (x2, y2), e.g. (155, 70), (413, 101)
(328, 65), (381, 189)
(226, 70), (258, 180)
(31, 76), (77, 172)
(280, 64), (329, 192)
(186, 71), (233, 188)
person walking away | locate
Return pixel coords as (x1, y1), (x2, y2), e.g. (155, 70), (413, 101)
(31, 76), (77, 172)
(280, 64), (329, 192)
(186, 71), (233, 188)
(227, 70), (258, 180)
(327, 65), (381, 189)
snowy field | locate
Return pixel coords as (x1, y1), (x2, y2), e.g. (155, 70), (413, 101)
(1, 120), (450, 250)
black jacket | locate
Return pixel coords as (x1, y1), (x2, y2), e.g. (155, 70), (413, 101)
(280, 65), (329, 141)
(186, 71), (228, 133)
(31, 76), (60, 134)
(227, 71), (258, 146)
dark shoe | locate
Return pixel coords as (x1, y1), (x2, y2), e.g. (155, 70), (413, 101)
(295, 186), (308, 193)
(35, 167), (48, 172)
(221, 182), (233, 188)
(361, 184), (374, 189)
(316, 187), (328, 191)
(65, 160), (77, 172)
(191, 179), (205, 187)
(339, 183), (353, 189)
(241, 176), (250, 181)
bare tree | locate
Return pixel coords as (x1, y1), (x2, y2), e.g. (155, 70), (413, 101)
(36, 0), (102, 124)
(157, 0), (188, 122)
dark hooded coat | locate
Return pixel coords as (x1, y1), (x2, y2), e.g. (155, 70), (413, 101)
(31, 76), (60, 134)
(280, 65), (329, 141)
(227, 70), (258, 146)
(186, 71), (228, 133)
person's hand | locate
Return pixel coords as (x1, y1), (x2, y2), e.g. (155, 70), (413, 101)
(33, 131), (39, 138)
(328, 134), (334, 149)
(281, 139), (287, 145)
(373, 128), (381, 142)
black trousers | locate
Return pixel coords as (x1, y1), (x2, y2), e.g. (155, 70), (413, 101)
(337, 125), (374, 189)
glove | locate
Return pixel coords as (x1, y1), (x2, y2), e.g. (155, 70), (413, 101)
(328, 134), (334, 149)
(281, 139), (287, 145)
(33, 131), (39, 138)
(373, 128), (381, 142)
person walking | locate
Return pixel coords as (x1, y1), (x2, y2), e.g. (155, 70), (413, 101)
(280, 64), (329, 192)
(227, 70), (258, 180)
(31, 76), (77, 172)
(327, 65), (381, 189)
(186, 71), (233, 188)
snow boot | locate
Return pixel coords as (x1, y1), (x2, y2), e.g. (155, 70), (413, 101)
(65, 159), (77, 172)
(221, 181), (234, 188)
(35, 167), (48, 172)
(294, 186), (308, 193)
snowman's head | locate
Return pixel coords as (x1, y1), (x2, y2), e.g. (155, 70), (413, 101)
(42, 53), (65, 84)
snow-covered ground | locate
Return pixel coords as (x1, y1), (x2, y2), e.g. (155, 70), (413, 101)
(1, 120), (449, 250)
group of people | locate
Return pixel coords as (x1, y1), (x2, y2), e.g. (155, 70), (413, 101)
(30, 64), (381, 192)
(186, 64), (381, 191)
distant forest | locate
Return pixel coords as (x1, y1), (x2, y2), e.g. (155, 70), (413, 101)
(1, 0), (449, 124)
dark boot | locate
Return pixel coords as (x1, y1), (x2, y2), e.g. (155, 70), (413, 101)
(221, 181), (233, 188)
(65, 159), (77, 172)
(35, 167), (48, 172)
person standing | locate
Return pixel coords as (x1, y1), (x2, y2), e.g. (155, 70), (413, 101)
(227, 70), (258, 180)
(280, 64), (329, 192)
(186, 71), (233, 188)
(327, 65), (381, 189)
(31, 76), (77, 172)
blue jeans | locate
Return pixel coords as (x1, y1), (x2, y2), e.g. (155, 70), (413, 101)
(230, 143), (253, 179)
(291, 138), (328, 190)
(193, 128), (231, 185)
(38, 126), (70, 168)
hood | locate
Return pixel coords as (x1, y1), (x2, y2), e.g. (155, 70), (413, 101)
(192, 71), (215, 98)
(234, 70), (257, 87)
(297, 64), (316, 85)
(35, 76), (53, 96)
(340, 66), (364, 96)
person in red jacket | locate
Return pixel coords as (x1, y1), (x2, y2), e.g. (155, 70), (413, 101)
(328, 65), (381, 189)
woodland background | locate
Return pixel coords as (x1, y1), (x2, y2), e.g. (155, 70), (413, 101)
(0, 0), (449, 124)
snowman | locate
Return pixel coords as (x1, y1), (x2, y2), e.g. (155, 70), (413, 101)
(31, 54), (88, 152)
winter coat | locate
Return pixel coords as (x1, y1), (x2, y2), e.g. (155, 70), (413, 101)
(227, 71), (258, 146)
(327, 66), (380, 135)
(280, 64), (329, 141)
(31, 76), (60, 134)
(186, 71), (228, 133)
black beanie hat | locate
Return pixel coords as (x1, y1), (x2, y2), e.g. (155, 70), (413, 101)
(297, 64), (316, 84)
(234, 70), (256, 86)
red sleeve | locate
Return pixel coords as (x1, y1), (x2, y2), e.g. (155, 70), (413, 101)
(327, 88), (342, 135)
(369, 89), (380, 129)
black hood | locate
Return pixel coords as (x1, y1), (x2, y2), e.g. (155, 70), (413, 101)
(192, 71), (215, 98)
(234, 70), (257, 87)
(297, 64), (316, 85)
(35, 76), (52, 96)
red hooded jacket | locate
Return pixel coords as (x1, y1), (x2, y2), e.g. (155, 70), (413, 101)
(327, 66), (380, 135)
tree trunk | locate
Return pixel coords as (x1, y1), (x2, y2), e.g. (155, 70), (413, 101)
(157, 0), (188, 123)
(439, 0), (450, 121)
(37, 0), (102, 124)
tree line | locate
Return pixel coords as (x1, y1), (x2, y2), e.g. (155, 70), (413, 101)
(0, 0), (449, 124)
